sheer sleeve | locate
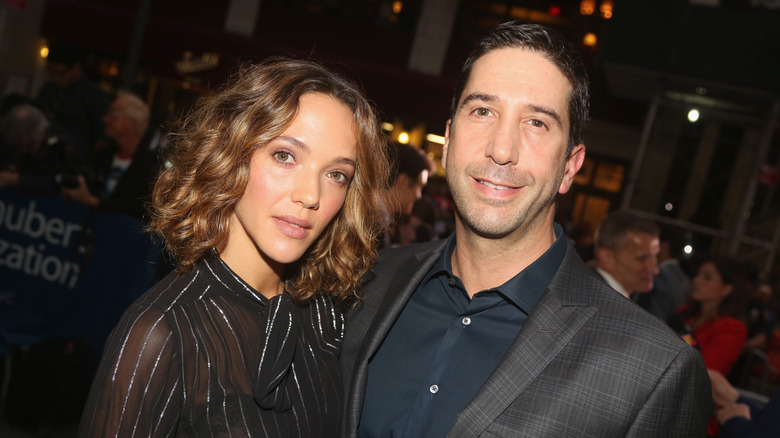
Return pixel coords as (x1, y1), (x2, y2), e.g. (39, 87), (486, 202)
(80, 306), (183, 437)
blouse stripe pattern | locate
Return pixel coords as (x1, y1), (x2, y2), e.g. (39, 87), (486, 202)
(80, 253), (345, 437)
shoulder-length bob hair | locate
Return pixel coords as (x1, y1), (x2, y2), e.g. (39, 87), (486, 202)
(682, 255), (748, 321)
(150, 56), (390, 302)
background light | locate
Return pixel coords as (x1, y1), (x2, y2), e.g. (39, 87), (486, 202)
(583, 33), (597, 47)
(684, 245), (693, 254)
(426, 133), (445, 144)
(40, 46), (49, 58)
(688, 109), (700, 122)
(398, 131), (410, 144)
(580, 0), (595, 15)
(664, 203), (673, 211)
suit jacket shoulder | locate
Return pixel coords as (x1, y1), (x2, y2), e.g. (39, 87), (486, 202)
(450, 246), (711, 437)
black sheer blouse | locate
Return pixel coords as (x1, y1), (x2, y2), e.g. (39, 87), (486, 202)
(80, 253), (344, 437)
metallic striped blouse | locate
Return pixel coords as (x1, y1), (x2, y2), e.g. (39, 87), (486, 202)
(80, 253), (345, 437)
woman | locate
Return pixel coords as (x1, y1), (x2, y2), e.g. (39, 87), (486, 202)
(678, 256), (748, 436)
(79, 57), (389, 437)
(678, 255), (748, 377)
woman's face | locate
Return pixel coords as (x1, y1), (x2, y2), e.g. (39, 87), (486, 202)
(690, 261), (733, 305)
(227, 92), (357, 267)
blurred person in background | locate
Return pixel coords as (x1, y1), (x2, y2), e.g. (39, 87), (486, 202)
(61, 91), (160, 220)
(0, 103), (81, 194)
(79, 57), (389, 437)
(380, 141), (432, 247)
(593, 210), (660, 299)
(674, 255), (748, 436)
(676, 255), (748, 376)
(709, 369), (780, 438)
(35, 40), (109, 166)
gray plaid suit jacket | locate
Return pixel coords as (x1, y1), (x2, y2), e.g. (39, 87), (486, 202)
(341, 239), (711, 437)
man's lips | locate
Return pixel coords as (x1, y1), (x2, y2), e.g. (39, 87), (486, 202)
(476, 178), (518, 190)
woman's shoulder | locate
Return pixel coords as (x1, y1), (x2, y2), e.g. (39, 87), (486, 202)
(125, 266), (214, 318)
(714, 315), (748, 332)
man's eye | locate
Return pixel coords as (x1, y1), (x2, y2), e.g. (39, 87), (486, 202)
(529, 120), (546, 128)
(474, 108), (491, 117)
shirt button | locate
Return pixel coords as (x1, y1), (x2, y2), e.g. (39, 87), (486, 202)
(462, 317), (471, 326)
(448, 278), (457, 286)
(429, 384), (439, 394)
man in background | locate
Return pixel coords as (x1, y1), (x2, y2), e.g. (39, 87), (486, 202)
(380, 142), (432, 247)
(35, 41), (109, 166)
(62, 91), (160, 221)
(594, 210), (661, 299)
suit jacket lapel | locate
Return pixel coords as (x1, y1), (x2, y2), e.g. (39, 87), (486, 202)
(449, 246), (597, 437)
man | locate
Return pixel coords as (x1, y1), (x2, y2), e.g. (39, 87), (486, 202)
(62, 91), (160, 220)
(380, 142), (432, 247)
(0, 103), (81, 193)
(594, 211), (661, 299)
(341, 22), (711, 437)
(35, 41), (109, 166)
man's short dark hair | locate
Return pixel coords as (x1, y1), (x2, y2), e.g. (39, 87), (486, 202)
(596, 211), (660, 251)
(450, 21), (590, 155)
(388, 142), (432, 185)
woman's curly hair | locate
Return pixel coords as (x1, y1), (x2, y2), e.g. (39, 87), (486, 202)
(150, 56), (390, 302)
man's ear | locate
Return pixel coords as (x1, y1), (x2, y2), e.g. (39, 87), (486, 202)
(442, 119), (452, 170)
(595, 247), (615, 271)
(559, 143), (585, 194)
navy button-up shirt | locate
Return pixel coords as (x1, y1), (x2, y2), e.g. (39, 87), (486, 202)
(359, 224), (568, 437)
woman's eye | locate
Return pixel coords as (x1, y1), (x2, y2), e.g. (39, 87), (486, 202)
(274, 151), (293, 163)
(329, 171), (349, 183)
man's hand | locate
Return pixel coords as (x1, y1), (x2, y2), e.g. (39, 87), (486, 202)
(708, 369), (740, 407)
(716, 402), (751, 424)
(61, 175), (99, 207)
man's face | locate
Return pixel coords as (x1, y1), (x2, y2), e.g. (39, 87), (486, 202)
(394, 170), (428, 216)
(103, 97), (138, 141)
(442, 47), (584, 240)
(602, 232), (660, 294)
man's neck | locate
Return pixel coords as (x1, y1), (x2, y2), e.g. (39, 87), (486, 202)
(450, 219), (557, 298)
(115, 135), (141, 158)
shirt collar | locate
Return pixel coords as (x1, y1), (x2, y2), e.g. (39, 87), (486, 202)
(595, 267), (630, 298)
(424, 223), (568, 312)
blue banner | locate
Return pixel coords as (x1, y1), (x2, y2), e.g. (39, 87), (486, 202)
(0, 188), (163, 356)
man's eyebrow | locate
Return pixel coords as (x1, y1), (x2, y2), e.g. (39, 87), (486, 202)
(460, 94), (564, 128)
(460, 92), (498, 108)
(528, 104), (563, 128)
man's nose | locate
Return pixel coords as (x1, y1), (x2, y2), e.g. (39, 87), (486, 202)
(485, 121), (519, 165)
